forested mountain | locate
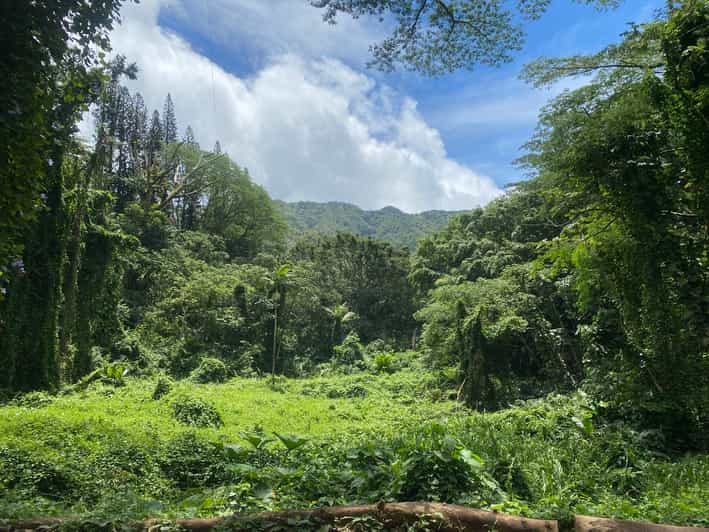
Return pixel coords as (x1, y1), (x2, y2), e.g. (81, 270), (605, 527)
(276, 200), (464, 249)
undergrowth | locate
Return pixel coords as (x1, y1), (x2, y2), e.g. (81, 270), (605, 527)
(0, 364), (707, 528)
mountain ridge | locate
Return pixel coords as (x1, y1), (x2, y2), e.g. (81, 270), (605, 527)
(275, 200), (466, 249)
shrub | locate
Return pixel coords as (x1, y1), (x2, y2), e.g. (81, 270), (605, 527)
(373, 352), (395, 374)
(151, 376), (172, 400)
(333, 332), (364, 367)
(393, 423), (499, 503)
(110, 331), (157, 371)
(0, 447), (74, 497)
(171, 396), (223, 428)
(363, 339), (394, 358)
(11, 391), (53, 408)
(326, 383), (368, 399)
(190, 357), (229, 384)
(158, 432), (227, 487)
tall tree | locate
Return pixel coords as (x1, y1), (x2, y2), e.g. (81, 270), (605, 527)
(163, 93), (178, 144)
(200, 156), (285, 258)
(0, 0), (128, 292)
(325, 303), (357, 346)
(0, 0), (130, 391)
(292, 233), (417, 346)
(183, 125), (198, 147)
(521, 1), (709, 446)
(267, 264), (292, 378)
(147, 109), (163, 167)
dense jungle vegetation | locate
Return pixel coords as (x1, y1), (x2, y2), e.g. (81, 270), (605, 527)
(1, 0), (708, 528)
(276, 201), (462, 250)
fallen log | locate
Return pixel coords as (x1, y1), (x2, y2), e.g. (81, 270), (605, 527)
(575, 515), (709, 532)
(3, 502), (559, 531)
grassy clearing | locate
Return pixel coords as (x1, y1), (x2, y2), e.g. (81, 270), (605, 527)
(0, 367), (707, 528)
(0, 370), (457, 444)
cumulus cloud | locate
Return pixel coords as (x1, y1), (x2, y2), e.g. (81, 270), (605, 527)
(109, 0), (501, 212)
(162, 0), (386, 68)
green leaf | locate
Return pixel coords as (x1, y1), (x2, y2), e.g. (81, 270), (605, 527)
(571, 415), (594, 435)
(227, 463), (257, 475)
(460, 448), (484, 469)
(240, 432), (275, 449)
(274, 432), (309, 451)
(275, 264), (292, 277)
(224, 444), (246, 460)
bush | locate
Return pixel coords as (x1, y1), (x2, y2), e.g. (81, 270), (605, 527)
(326, 383), (368, 399)
(333, 332), (364, 367)
(11, 391), (53, 408)
(110, 331), (156, 371)
(190, 357), (229, 384)
(363, 339), (395, 358)
(171, 396), (223, 428)
(158, 432), (228, 487)
(151, 376), (172, 400)
(393, 423), (499, 503)
(373, 352), (396, 373)
(0, 446), (75, 497)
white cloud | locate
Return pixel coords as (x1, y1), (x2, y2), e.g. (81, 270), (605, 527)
(109, 0), (501, 212)
(162, 0), (386, 68)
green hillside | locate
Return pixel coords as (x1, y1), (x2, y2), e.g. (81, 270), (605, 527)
(276, 200), (465, 249)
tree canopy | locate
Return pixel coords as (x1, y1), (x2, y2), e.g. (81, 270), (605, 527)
(311, 0), (622, 74)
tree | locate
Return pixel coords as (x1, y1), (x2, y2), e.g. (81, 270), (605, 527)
(325, 303), (357, 346)
(0, 1), (131, 391)
(163, 93), (178, 144)
(200, 156), (286, 258)
(0, 0), (128, 294)
(521, 1), (709, 447)
(311, 0), (620, 75)
(292, 233), (417, 346)
(267, 264), (293, 377)
(146, 109), (163, 166)
(183, 125), (198, 147)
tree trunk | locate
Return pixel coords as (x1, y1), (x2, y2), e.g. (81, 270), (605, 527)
(271, 303), (278, 379)
(2, 156), (66, 392)
(59, 183), (85, 381)
(12, 503), (560, 532)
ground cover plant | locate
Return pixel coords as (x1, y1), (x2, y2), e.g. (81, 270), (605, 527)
(0, 363), (707, 528)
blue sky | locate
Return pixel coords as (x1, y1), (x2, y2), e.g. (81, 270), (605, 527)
(110, 0), (662, 211)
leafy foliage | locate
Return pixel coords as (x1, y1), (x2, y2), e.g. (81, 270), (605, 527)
(0, 371), (707, 525)
(518, 0), (709, 446)
(277, 201), (462, 250)
(3, 1), (709, 526)
(151, 376), (172, 400)
(312, 0), (620, 75)
(171, 396), (224, 428)
(190, 357), (229, 384)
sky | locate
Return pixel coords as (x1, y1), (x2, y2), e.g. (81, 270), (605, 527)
(105, 0), (663, 212)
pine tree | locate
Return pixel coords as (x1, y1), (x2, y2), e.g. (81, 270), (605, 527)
(132, 93), (148, 148)
(147, 109), (163, 166)
(163, 93), (178, 144)
(115, 86), (132, 177)
(183, 125), (198, 147)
